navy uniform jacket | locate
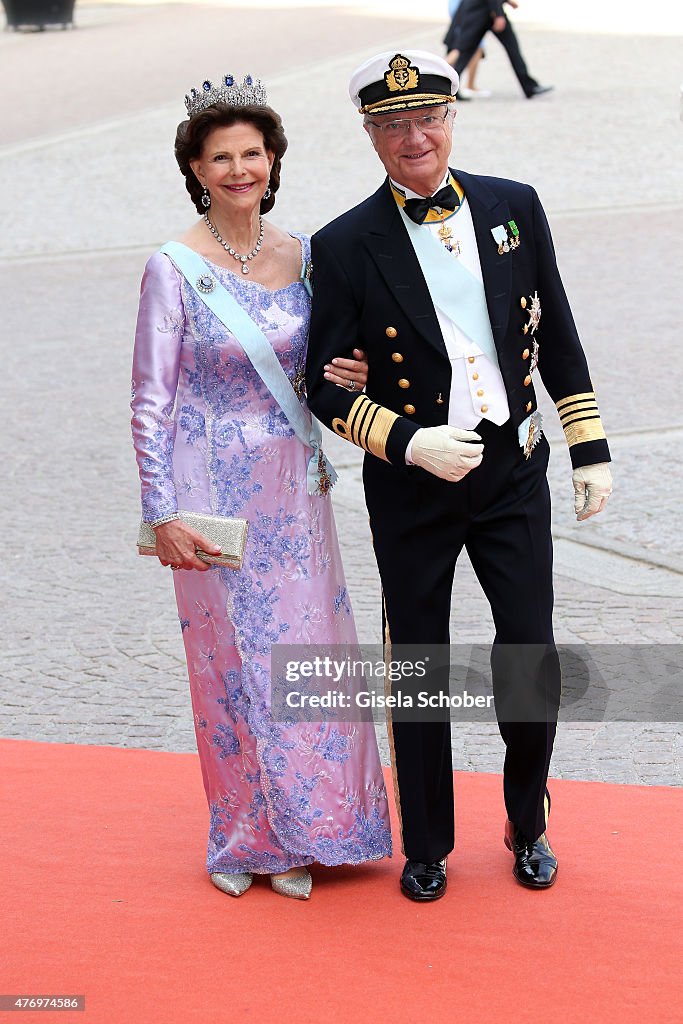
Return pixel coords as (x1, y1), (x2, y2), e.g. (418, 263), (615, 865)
(306, 170), (609, 472)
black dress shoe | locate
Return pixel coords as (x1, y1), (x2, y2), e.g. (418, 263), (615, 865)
(400, 859), (447, 901)
(526, 84), (554, 98)
(505, 821), (557, 889)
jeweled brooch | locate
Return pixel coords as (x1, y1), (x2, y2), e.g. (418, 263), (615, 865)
(197, 273), (216, 293)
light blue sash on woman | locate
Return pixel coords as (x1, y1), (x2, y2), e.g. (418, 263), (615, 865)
(160, 241), (337, 497)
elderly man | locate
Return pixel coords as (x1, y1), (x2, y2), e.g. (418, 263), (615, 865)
(305, 51), (612, 901)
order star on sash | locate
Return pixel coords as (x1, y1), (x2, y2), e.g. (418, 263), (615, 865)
(524, 411), (543, 459)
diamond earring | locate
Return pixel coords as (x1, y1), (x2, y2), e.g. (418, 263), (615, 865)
(263, 186), (272, 200)
(201, 186), (211, 209)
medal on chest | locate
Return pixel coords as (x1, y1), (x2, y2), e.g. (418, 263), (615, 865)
(437, 221), (462, 258)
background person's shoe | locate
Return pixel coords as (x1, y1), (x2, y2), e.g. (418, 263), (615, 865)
(400, 858), (447, 901)
(459, 87), (493, 99)
(526, 84), (554, 98)
(210, 872), (253, 897)
(504, 821), (557, 889)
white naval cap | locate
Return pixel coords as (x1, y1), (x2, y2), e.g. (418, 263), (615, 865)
(349, 50), (459, 115)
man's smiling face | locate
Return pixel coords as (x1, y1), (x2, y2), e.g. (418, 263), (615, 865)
(364, 105), (455, 197)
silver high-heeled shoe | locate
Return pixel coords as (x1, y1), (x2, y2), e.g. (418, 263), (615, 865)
(270, 868), (312, 900)
(210, 872), (253, 897)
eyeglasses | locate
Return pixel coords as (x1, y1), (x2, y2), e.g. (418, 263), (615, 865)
(367, 111), (450, 137)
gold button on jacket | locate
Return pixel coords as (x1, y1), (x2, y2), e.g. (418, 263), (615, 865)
(398, 378), (410, 389)
(403, 404), (416, 415)
(385, 326), (398, 338)
(391, 352), (403, 363)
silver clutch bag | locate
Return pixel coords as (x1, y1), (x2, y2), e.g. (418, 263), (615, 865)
(137, 511), (248, 570)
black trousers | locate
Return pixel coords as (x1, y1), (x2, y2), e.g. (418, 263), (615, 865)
(447, 3), (539, 97)
(364, 419), (558, 862)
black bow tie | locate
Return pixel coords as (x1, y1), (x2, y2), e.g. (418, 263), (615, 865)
(403, 183), (461, 225)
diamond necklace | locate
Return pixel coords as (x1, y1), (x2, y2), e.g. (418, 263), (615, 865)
(203, 212), (264, 274)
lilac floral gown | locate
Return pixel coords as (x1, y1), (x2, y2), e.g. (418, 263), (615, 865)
(131, 234), (392, 875)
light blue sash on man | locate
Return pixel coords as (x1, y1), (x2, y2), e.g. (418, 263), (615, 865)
(397, 204), (500, 366)
(397, 207), (534, 448)
(160, 241), (336, 496)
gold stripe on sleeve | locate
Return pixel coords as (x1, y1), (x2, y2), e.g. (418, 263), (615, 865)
(332, 395), (368, 444)
(556, 391), (606, 447)
(332, 395), (399, 461)
(352, 398), (375, 449)
(363, 406), (399, 460)
(556, 392), (596, 414)
(562, 416), (607, 447)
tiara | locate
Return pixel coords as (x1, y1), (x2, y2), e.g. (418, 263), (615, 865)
(184, 74), (268, 118)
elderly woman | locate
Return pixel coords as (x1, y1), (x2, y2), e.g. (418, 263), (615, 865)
(131, 75), (392, 900)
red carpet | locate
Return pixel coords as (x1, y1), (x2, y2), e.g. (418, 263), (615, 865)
(1, 739), (681, 1023)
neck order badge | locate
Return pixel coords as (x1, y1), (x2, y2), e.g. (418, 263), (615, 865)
(392, 176), (465, 257)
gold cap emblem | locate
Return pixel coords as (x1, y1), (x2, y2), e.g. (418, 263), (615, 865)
(385, 54), (419, 93)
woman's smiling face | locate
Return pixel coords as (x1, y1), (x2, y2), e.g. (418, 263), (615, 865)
(190, 122), (273, 214)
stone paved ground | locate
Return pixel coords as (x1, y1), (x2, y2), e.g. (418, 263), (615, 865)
(2, 1), (682, 784)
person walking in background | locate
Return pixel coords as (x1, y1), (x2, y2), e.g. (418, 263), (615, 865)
(447, 0), (553, 99)
(444, 0), (491, 99)
(131, 74), (392, 902)
(306, 50), (611, 901)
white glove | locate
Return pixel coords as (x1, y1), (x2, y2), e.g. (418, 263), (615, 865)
(572, 463), (612, 521)
(411, 425), (484, 482)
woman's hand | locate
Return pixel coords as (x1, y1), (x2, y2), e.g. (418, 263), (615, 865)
(154, 520), (222, 571)
(323, 348), (368, 393)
